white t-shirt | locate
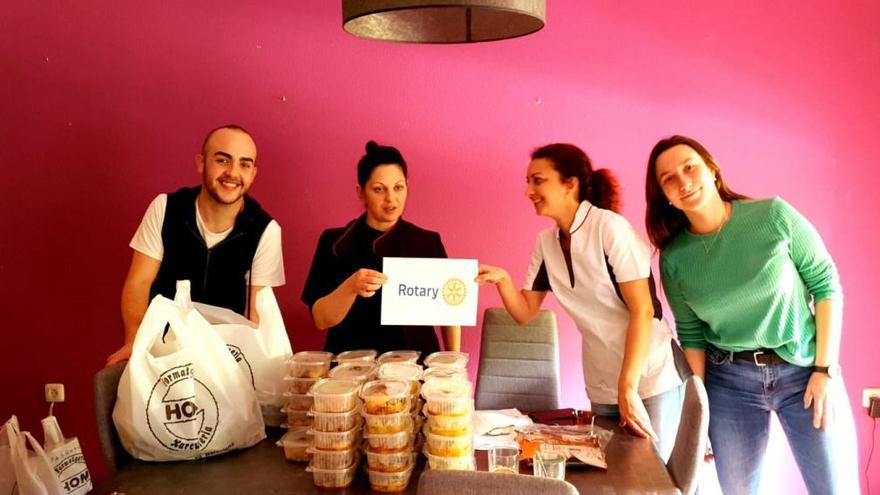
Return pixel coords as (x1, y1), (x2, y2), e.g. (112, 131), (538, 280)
(129, 194), (285, 287)
(524, 201), (680, 405)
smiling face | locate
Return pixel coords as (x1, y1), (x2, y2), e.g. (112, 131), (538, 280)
(525, 158), (579, 220)
(654, 144), (720, 214)
(197, 128), (257, 206)
(358, 164), (407, 230)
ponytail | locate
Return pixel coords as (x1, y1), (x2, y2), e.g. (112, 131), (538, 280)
(586, 168), (621, 213)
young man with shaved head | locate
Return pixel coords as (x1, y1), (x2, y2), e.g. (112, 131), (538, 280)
(106, 125), (285, 365)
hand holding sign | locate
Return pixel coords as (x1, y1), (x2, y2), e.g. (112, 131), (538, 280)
(347, 268), (388, 298)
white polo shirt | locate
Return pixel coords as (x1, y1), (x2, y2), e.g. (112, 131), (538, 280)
(524, 201), (681, 405)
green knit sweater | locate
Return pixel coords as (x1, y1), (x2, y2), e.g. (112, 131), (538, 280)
(660, 197), (841, 366)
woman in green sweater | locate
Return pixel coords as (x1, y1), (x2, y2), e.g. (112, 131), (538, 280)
(645, 135), (858, 494)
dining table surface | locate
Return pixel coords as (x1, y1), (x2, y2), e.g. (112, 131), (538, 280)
(91, 415), (681, 495)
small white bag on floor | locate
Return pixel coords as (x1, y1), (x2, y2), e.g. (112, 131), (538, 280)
(112, 294), (265, 461)
(3, 416), (64, 495)
(175, 282), (292, 426)
(40, 416), (92, 495)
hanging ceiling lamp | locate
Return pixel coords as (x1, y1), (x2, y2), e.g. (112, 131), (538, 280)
(342, 0), (546, 44)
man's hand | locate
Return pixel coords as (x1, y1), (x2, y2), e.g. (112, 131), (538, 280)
(106, 343), (133, 366)
(346, 268), (387, 298)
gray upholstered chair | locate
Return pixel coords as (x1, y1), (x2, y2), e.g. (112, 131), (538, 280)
(417, 469), (578, 495)
(474, 308), (560, 411)
(666, 375), (710, 495)
(93, 361), (131, 472)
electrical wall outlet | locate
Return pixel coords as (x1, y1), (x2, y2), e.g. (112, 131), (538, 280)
(45, 383), (65, 403)
(863, 388), (880, 408)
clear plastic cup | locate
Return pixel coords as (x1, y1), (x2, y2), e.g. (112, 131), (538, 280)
(284, 376), (321, 394)
(283, 392), (315, 412)
(366, 462), (415, 492)
(335, 349), (377, 364)
(423, 450), (476, 471)
(362, 447), (417, 473)
(533, 449), (566, 480)
(423, 427), (473, 457)
(362, 429), (414, 453)
(287, 351), (334, 378)
(422, 366), (468, 382)
(308, 423), (361, 451)
(421, 380), (472, 416)
(361, 379), (411, 415)
(309, 378), (362, 413)
(306, 458), (359, 489)
(424, 351), (469, 369)
(277, 427), (312, 462)
(377, 350), (421, 365)
(489, 445), (520, 474)
(307, 446), (359, 470)
(327, 362), (377, 383)
(308, 406), (362, 432)
(362, 410), (413, 434)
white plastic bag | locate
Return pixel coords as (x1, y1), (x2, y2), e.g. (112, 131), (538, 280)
(175, 282), (292, 426)
(3, 416), (64, 495)
(112, 294), (266, 461)
(40, 416), (92, 495)
(1, 416), (20, 494)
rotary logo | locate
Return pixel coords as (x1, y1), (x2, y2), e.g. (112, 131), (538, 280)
(146, 363), (218, 452)
(442, 278), (467, 306)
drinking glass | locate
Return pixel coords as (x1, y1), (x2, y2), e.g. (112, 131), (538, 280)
(533, 449), (566, 480)
(488, 445), (519, 474)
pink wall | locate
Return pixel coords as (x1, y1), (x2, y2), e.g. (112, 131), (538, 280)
(2, 1), (877, 491)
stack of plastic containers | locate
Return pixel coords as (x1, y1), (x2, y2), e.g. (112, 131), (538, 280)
(360, 378), (417, 492)
(278, 351), (334, 463)
(305, 378), (363, 489)
(336, 349), (378, 364)
(421, 351), (475, 471)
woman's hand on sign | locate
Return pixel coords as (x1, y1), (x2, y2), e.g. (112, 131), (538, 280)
(347, 268), (387, 298)
(475, 264), (511, 286)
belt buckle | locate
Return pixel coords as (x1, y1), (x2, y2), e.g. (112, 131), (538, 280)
(753, 351), (766, 367)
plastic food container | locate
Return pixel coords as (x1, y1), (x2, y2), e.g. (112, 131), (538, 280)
(421, 380), (472, 416)
(361, 379), (411, 415)
(306, 459), (359, 489)
(377, 350), (421, 365)
(423, 427), (473, 457)
(309, 406), (362, 432)
(366, 462), (415, 492)
(423, 450), (476, 471)
(309, 379), (362, 413)
(309, 424), (361, 451)
(328, 362), (377, 383)
(284, 376), (321, 394)
(424, 351), (469, 369)
(307, 446), (359, 470)
(363, 448), (417, 473)
(283, 392), (315, 412)
(362, 410), (413, 434)
(277, 427), (311, 462)
(378, 362), (423, 381)
(424, 409), (472, 436)
(422, 366), (468, 382)
(288, 351), (334, 378)
(335, 349), (377, 363)
(362, 430), (414, 453)
(283, 408), (312, 427)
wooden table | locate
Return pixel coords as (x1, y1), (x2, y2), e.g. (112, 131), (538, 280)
(92, 417), (680, 494)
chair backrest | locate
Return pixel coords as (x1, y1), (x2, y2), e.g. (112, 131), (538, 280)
(93, 361), (131, 472)
(474, 308), (560, 411)
(666, 375), (710, 495)
(417, 469), (578, 495)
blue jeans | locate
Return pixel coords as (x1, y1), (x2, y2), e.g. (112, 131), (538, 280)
(705, 346), (859, 495)
(592, 382), (685, 462)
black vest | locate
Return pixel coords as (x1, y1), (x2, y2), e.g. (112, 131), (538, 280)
(150, 186), (272, 315)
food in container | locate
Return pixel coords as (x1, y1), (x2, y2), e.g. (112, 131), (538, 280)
(284, 376), (321, 394)
(423, 450), (476, 471)
(283, 408), (311, 427)
(423, 427), (473, 457)
(378, 362), (423, 395)
(424, 351), (469, 369)
(309, 406), (362, 432)
(277, 427), (311, 462)
(363, 447), (416, 473)
(327, 362), (377, 383)
(283, 392), (315, 412)
(362, 429), (414, 453)
(422, 366), (468, 382)
(307, 446), (359, 470)
(306, 458), (359, 489)
(377, 350), (421, 365)
(421, 379), (472, 416)
(288, 351), (334, 378)
(308, 423), (361, 451)
(366, 462), (415, 492)
(424, 409), (472, 436)
(361, 379), (411, 415)
(362, 410), (413, 434)
(335, 349), (377, 363)
(309, 378), (361, 413)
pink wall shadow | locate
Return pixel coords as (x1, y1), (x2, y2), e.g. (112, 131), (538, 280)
(1, 1), (877, 492)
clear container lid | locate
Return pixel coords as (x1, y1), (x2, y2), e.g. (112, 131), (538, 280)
(278, 426), (312, 447)
(289, 351), (334, 364)
(309, 378), (362, 397)
(328, 362), (376, 381)
(360, 379), (411, 400)
(422, 366), (468, 382)
(335, 349), (377, 363)
(377, 362), (423, 382)
(424, 351), (469, 368)
(421, 378), (472, 401)
(377, 350), (421, 364)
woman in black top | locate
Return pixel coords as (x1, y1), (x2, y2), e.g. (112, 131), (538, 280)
(301, 141), (461, 355)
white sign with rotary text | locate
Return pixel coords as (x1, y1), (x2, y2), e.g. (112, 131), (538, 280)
(380, 257), (478, 326)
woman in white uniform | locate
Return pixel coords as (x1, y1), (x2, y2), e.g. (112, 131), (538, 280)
(477, 143), (686, 459)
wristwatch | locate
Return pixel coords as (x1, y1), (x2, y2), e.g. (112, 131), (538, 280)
(812, 363), (841, 378)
